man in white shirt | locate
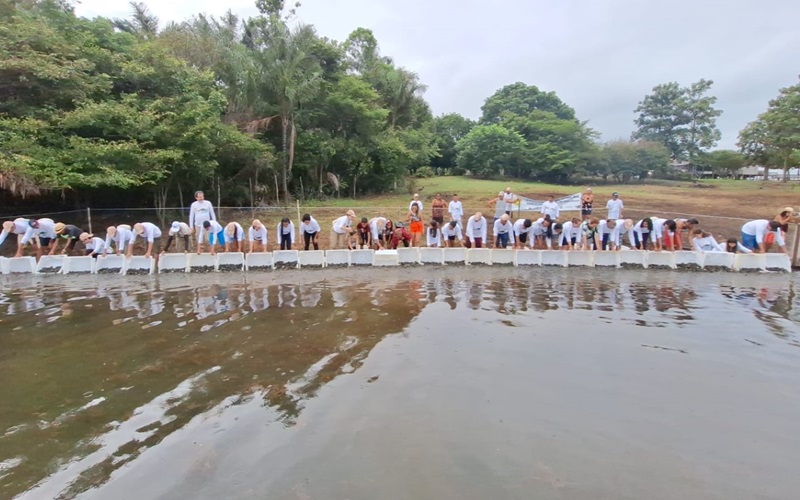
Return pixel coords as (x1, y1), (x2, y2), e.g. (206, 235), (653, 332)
(513, 219), (533, 249)
(409, 194), (423, 213)
(441, 220), (463, 247)
(201, 220), (224, 255)
(248, 219), (268, 252)
(189, 191), (216, 252)
(20, 218), (57, 259)
(531, 217), (553, 249)
(606, 192), (624, 220)
(448, 194), (464, 224)
(300, 215), (320, 251)
(163, 221), (192, 253)
(0, 218), (31, 257)
(133, 222), (163, 258)
(503, 187), (517, 216)
(465, 212), (487, 248)
(369, 217), (387, 249)
(741, 219), (786, 253)
(493, 214), (515, 249)
(331, 210), (355, 249)
(541, 195), (560, 221)
(598, 219), (617, 251)
(103, 224), (135, 256)
(558, 218), (582, 250)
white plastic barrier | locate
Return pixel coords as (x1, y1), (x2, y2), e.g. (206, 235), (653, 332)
(443, 247), (467, 264)
(325, 249), (350, 267)
(734, 253), (766, 272)
(542, 250), (568, 267)
(246, 252), (275, 271)
(297, 251), (323, 268)
(701, 251), (735, 270)
(63, 256), (95, 274)
(1, 257), (36, 274)
(490, 249), (515, 266)
(188, 253), (217, 273)
(217, 252), (245, 272)
(96, 255), (125, 274)
(273, 250), (300, 269)
(765, 253), (791, 272)
(397, 247), (421, 265)
(516, 250), (541, 266)
(619, 250), (646, 268)
(350, 249), (375, 266)
(593, 251), (620, 268)
(646, 251), (676, 269)
(466, 248), (491, 265)
(675, 251), (701, 268)
(566, 251), (594, 267)
(36, 255), (66, 274)
(374, 250), (400, 267)
(158, 253), (189, 273)
(417, 248), (441, 265)
(124, 256), (154, 275)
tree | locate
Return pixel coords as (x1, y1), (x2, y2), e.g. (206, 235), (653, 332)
(430, 113), (474, 170)
(480, 82), (576, 123)
(455, 125), (526, 179)
(590, 140), (669, 183)
(633, 79), (722, 165)
(701, 150), (746, 177)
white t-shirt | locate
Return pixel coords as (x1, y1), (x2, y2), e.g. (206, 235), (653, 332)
(204, 221), (224, 245)
(426, 228), (443, 247)
(136, 222), (162, 243)
(503, 193), (516, 210)
(560, 221), (581, 245)
(0, 218), (29, 246)
(301, 217), (321, 234)
(606, 199), (624, 219)
(189, 200), (216, 227)
(105, 225), (135, 252)
(249, 226), (268, 243)
(493, 220), (515, 244)
(85, 237), (105, 254)
(541, 201), (560, 220)
(466, 217), (487, 240)
(332, 215), (351, 234)
(369, 217), (387, 241)
(21, 218), (56, 244)
(441, 223), (463, 240)
(224, 222), (245, 241)
(277, 222), (296, 244)
(409, 199), (424, 212)
(448, 201), (463, 220)
(742, 219), (785, 246)
(169, 222), (191, 236)
(692, 236), (724, 252)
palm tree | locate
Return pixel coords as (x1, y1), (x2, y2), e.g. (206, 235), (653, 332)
(113, 2), (159, 39)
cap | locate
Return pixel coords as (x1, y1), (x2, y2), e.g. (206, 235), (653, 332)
(54, 222), (65, 233)
(169, 221), (181, 235)
(612, 192), (619, 196)
(346, 210), (355, 217)
(498, 191), (504, 196)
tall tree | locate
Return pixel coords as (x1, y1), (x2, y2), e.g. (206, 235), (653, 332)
(480, 82), (576, 123)
(633, 79), (722, 165)
(455, 124), (526, 179)
(431, 113), (474, 170)
(701, 150), (746, 177)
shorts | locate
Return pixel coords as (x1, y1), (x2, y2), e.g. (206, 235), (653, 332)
(518, 233), (528, 244)
(764, 232), (775, 245)
(38, 237), (53, 247)
(410, 221), (423, 234)
(741, 233), (758, 250)
(581, 209), (593, 216)
(448, 235), (456, 241)
(209, 230), (226, 246)
(359, 232), (369, 244)
(433, 216), (444, 224)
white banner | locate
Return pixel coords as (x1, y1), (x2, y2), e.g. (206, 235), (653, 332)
(516, 193), (582, 212)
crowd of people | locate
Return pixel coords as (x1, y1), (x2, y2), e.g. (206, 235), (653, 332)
(0, 189), (793, 261)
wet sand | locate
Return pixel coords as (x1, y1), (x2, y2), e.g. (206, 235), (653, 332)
(2, 268), (800, 499)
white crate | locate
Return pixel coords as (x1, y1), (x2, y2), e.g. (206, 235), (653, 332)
(158, 253), (189, 273)
(701, 251), (735, 270)
(765, 253), (791, 272)
(619, 250), (646, 268)
(188, 253), (217, 273)
(124, 256), (154, 275)
(541, 251), (568, 267)
(490, 249), (515, 266)
(567, 251), (594, 267)
(593, 252), (620, 268)
(397, 247), (421, 265)
(467, 248), (491, 265)
(443, 247), (467, 264)
(675, 251), (701, 267)
(274, 250), (300, 269)
(646, 251), (676, 269)
(515, 250), (542, 266)
(734, 253), (767, 272)
(417, 248), (441, 265)
(63, 256), (95, 274)
(246, 252), (275, 271)
(36, 255), (66, 274)
(96, 255), (125, 275)
(324, 249), (350, 267)
(1, 256), (36, 274)
(374, 250), (400, 267)
(297, 250), (323, 268)
(216, 252), (245, 272)
(350, 249), (375, 266)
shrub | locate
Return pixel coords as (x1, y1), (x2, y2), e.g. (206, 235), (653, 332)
(415, 166), (435, 178)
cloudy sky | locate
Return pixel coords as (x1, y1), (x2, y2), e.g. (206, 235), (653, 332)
(74, 0), (799, 149)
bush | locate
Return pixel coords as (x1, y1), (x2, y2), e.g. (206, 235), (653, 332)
(415, 166), (435, 178)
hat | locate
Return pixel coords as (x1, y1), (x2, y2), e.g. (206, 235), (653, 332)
(781, 206), (794, 214)
(169, 221), (181, 235)
(473, 212), (482, 220)
(395, 222), (405, 228)
(346, 210), (355, 218)
(501, 214), (510, 222)
(612, 192), (619, 196)
(498, 191), (504, 197)
(54, 222), (65, 234)
(3, 221), (13, 231)
(505, 187), (511, 192)
(79, 232), (91, 241)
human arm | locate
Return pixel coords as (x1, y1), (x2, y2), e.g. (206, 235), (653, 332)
(163, 235), (175, 253)
(189, 204), (196, 228)
(208, 203), (216, 222)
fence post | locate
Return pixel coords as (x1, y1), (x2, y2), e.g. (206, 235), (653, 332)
(789, 223), (799, 269)
(296, 200), (301, 226)
(87, 207), (92, 234)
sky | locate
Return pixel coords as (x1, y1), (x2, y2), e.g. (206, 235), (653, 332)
(74, 0), (800, 149)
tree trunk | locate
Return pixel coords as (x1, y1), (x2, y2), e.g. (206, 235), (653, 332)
(783, 155), (789, 183)
(177, 182), (184, 213)
(281, 115), (290, 205)
(763, 166), (770, 181)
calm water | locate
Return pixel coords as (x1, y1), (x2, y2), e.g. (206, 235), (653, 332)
(1, 268), (800, 500)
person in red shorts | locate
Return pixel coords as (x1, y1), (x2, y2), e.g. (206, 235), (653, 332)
(664, 218), (699, 250)
(407, 203), (423, 246)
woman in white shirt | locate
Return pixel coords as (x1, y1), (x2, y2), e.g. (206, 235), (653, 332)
(691, 229), (724, 252)
(103, 224), (134, 257)
(0, 218), (30, 257)
(79, 233), (105, 258)
(300, 214), (320, 251)
(224, 222), (245, 252)
(249, 219), (268, 252)
(426, 220), (444, 247)
(558, 218), (582, 250)
(441, 220), (463, 247)
(277, 218), (295, 250)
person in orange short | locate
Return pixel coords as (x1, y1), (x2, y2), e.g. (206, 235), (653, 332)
(407, 202), (423, 246)
(663, 218), (698, 250)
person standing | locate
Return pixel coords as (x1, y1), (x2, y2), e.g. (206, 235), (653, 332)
(541, 195), (560, 221)
(53, 223), (84, 255)
(0, 218), (30, 257)
(163, 221), (192, 253)
(741, 219), (786, 253)
(21, 218), (57, 260)
(132, 222), (162, 258)
(606, 192), (623, 220)
(465, 212), (487, 249)
(503, 187), (517, 216)
(581, 188), (594, 221)
(441, 220), (463, 247)
(488, 192), (506, 223)
(431, 193), (446, 225)
(409, 193), (424, 213)
(248, 219), (269, 253)
(277, 218), (295, 250)
(189, 190), (216, 253)
(331, 210), (356, 249)
(493, 214), (515, 249)
(448, 194), (464, 224)
(408, 203), (423, 247)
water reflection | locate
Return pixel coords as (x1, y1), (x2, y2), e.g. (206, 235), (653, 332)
(0, 269), (799, 498)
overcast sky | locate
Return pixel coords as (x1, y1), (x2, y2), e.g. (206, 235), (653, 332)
(75, 0), (799, 149)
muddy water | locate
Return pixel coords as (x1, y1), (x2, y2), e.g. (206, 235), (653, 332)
(1, 269), (800, 500)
